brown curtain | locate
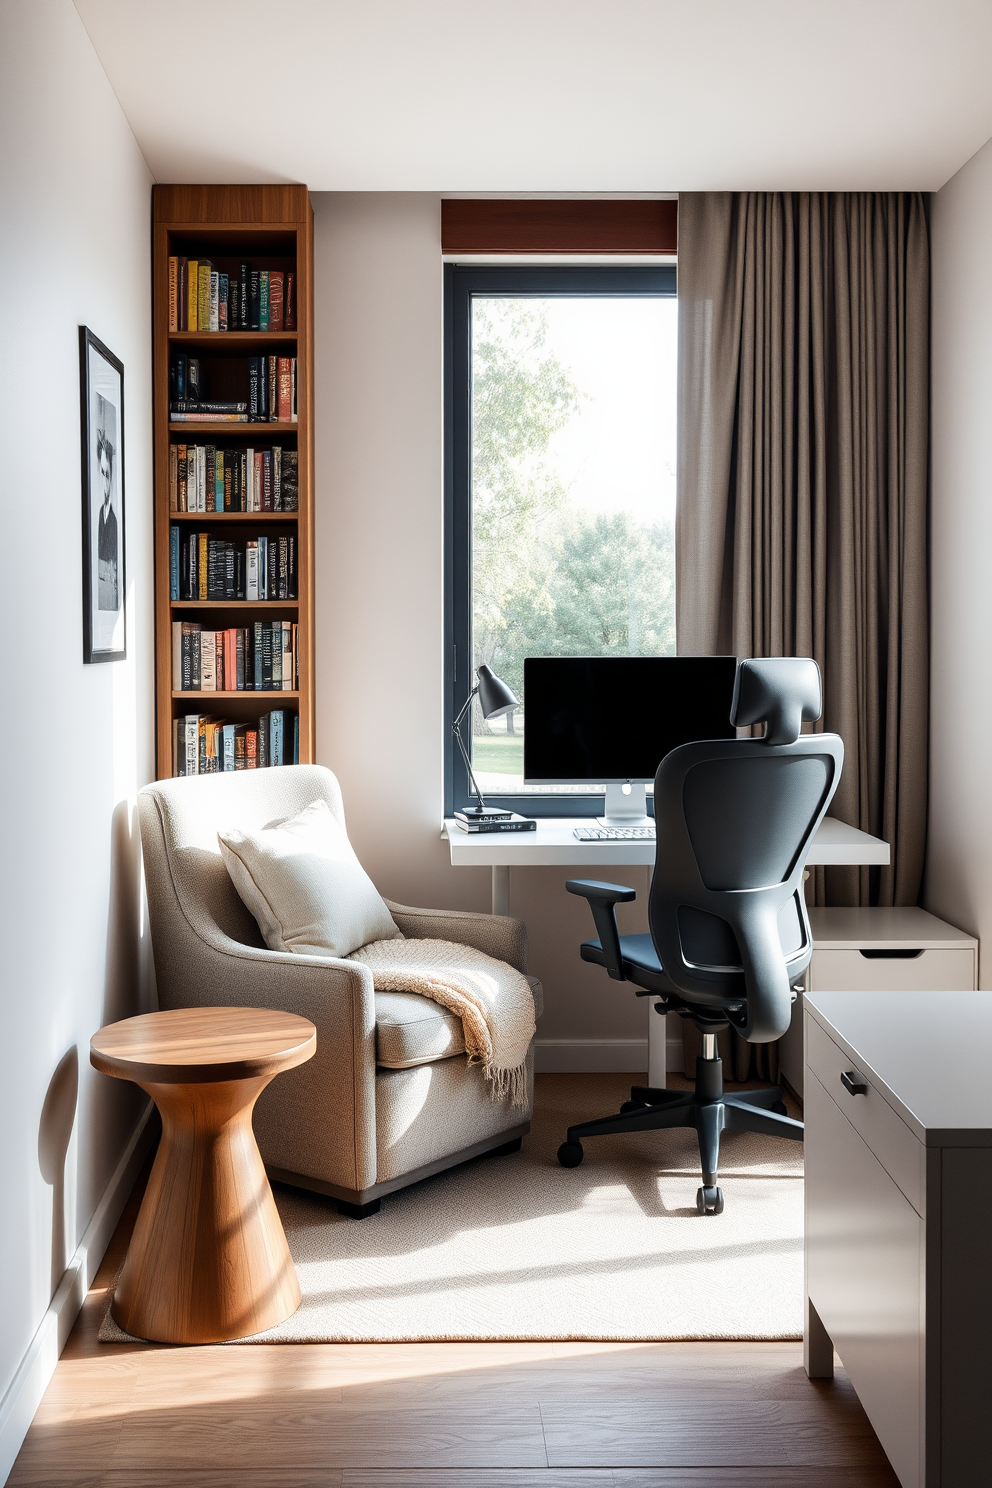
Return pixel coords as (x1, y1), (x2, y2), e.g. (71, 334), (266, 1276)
(676, 192), (930, 911)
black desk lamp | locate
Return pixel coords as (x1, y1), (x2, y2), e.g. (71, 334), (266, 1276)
(452, 664), (519, 818)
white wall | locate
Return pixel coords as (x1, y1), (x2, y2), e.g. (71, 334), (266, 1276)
(925, 133), (992, 980)
(0, 2), (155, 1477)
(312, 193), (653, 1069)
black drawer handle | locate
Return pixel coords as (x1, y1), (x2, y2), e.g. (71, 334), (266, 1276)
(859, 948), (923, 959)
(841, 1070), (868, 1096)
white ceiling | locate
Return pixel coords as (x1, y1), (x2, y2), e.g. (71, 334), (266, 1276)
(74, 0), (992, 192)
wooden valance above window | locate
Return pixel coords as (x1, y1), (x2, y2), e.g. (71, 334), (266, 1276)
(441, 198), (678, 255)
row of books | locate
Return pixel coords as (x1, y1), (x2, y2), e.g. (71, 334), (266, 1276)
(171, 529), (297, 602)
(170, 355), (298, 423)
(173, 711), (300, 775)
(169, 444), (298, 512)
(172, 621), (299, 693)
(168, 258), (296, 334)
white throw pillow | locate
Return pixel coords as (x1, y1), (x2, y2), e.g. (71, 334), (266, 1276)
(218, 798), (402, 958)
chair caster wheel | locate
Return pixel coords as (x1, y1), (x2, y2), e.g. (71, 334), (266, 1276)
(558, 1141), (584, 1168)
(620, 1100), (644, 1113)
(697, 1185), (724, 1215)
(772, 1100), (788, 1116)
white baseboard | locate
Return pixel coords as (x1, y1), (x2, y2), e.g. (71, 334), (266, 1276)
(0, 1104), (154, 1487)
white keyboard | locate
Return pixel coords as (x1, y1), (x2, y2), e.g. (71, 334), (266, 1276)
(573, 825), (656, 841)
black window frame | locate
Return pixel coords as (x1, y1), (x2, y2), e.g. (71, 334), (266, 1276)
(444, 263), (678, 819)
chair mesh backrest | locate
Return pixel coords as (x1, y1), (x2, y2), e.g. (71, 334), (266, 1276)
(648, 730), (843, 1043)
(682, 753), (832, 892)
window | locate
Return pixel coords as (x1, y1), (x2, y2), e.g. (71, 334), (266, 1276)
(445, 265), (678, 816)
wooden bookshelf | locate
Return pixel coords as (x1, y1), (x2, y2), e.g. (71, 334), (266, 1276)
(152, 185), (315, 778)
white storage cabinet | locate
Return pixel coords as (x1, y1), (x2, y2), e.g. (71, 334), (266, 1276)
(804, 989), (992, 1488)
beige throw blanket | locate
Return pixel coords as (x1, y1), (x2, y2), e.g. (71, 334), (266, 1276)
(349, 938), (536, 1106)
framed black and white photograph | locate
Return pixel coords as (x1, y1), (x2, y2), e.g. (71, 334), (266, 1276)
(79, 326), (126, 663)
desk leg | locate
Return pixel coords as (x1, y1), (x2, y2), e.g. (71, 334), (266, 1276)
(804, 1295), (835, 1378)
(492, 865), (510, 917)
(647, 999), (667, 1088)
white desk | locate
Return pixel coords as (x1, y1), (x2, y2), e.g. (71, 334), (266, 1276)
(443, 814), (889, 1088)
(442, 815), (890, 915)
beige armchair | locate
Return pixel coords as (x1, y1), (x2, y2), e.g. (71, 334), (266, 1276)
(137, 765), (540, 1216)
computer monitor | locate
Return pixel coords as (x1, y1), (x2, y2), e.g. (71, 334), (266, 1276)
(522, 655), (738, 824)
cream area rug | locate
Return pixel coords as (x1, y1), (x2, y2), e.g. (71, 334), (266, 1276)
(102, 1072), (803, 1344)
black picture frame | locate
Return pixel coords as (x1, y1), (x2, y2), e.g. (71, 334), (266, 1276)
(80, 326), (127, 664)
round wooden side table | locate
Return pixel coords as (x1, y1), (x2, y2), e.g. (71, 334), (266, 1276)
(91, 1006), (316, 1344)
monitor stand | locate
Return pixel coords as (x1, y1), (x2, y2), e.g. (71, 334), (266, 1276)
(597, 782), (652, 829)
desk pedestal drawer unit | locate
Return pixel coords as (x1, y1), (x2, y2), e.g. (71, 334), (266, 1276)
(804, 989), (992, 1488)
(780, 908), (977, 1098)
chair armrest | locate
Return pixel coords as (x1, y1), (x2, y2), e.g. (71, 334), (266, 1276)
(383, 899), (528, 973)
(565, 879), (637, 981)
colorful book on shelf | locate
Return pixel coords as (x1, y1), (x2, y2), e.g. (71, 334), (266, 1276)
(186, 260), (197, 330)
(197, 263), (212, 334)
(238, 263), (249, 330)
(165, 266), (248, 336)
(277, 359), (292, 421)
(171, 620), (297, 693)
(171, 402), (248, 423)
(171, 527), (296, 599)
(269, 272), (284, 331)
(281, 451), (298, 509)
(171, 444), (294, 513)
(172, 709), (299, 775)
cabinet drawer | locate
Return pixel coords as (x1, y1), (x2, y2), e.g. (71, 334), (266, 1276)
(809, 947), (975, 992)
(805, 1068), (924, 1488)
(806, 1015), (925, 1215)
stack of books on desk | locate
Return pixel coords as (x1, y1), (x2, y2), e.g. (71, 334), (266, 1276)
(452, 810), (537, 833)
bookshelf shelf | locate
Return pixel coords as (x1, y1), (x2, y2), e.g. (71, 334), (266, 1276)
(169, 511), (298, 523)
(169, 331), (298, 347)
(168, 422), (299, 435)
(154, 184), (315, 778)
(172, 691), (300, 701)
(170, 600), (299, 611)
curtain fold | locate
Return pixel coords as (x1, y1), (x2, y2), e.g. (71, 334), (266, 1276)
(676, 192), (929, 911)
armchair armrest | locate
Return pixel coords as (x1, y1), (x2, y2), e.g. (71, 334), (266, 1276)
(565, 879), (637, 981)
(154, 934), (378, 1194)
(383, 899), (528, 973)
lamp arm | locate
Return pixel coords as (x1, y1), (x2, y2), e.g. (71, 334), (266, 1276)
(452, 685), (478, 732)
(451, 684), (487, 810)
(452, 719), (488, 811)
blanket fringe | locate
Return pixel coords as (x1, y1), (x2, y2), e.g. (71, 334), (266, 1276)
(468, 1053), (529, 1107)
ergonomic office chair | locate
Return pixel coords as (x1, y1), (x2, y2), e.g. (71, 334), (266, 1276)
(559, 657), (843, 1214)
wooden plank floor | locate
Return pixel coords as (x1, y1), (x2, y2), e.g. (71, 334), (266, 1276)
(9, 1146), (899, 1488)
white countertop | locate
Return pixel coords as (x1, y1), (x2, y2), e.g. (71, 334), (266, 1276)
(806, 989), (992, 1145)
(807, 905), (976, 949)
(442, 813), (890, 867)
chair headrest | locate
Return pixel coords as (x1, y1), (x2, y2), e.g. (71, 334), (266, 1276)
(730, 657), (822, 745)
